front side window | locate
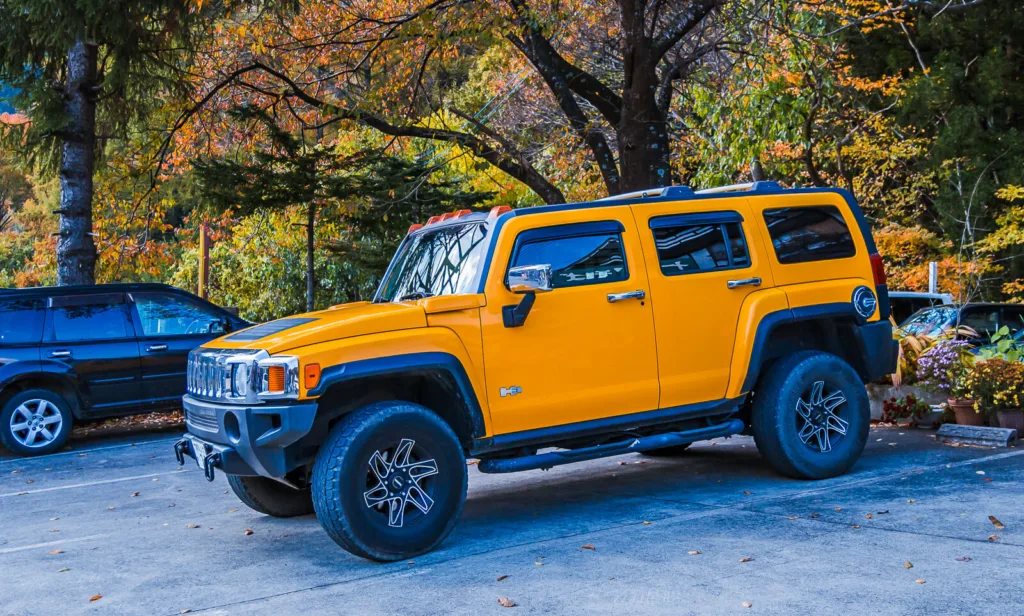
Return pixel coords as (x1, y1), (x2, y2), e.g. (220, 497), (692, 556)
(133, 293), (226, 336)
(512, 233), (628, 288)
(378, 223), (489, 302)
(650, 216), (750, 276)
(51, 299), (130, 342)
(899, 306), (956, 335)
(0, 298), (45, 345)
(763, 205), (856, 264)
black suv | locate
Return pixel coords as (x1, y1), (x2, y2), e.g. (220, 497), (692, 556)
(0, 283), (250, 456)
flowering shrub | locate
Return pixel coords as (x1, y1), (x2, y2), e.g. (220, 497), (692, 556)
(881, 395), (932, 424)
(916, 339), (975, 398)
(964, 359), (1024, 415)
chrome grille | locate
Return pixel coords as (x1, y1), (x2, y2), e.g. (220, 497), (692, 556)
(186, 348), (265, 403)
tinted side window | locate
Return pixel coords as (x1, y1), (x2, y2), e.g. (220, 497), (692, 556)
(651, 222), (749, 275)
(0, 298), (45, 345)
(133, 293), (226, 336)
(961, 309), (1000, 339)
(763, 205), (856, 264)
(512, 233), (627, 288)
(51, 301), (130, 342)
(1000, 307), (1024, 335)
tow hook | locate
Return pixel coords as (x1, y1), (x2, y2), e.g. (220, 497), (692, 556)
(174, 439), (190, 466)
(204, 453), (221, 482)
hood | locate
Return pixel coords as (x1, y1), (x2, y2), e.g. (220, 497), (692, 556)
(204, 301), (426, 354)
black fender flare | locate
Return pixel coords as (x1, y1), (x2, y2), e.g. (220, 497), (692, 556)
(306, 351), (487, 439)
(0, 361), (85, 416)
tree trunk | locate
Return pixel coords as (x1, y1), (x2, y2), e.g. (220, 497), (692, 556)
(306, 201), (315, 313)
(617, 8), (673, 193)
(57, 38), (98, 286)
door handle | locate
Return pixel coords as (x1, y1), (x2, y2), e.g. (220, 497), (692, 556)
(727, 277), (762, 289)
(607, 290), (646, 303)
(49, 350), (72, 358)
(146, 344), (168, 352)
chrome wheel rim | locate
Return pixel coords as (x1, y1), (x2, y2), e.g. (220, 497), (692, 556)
(363, 438), (439, 528)
(795, 381), (848, 453)
(9, 399), (63, 449)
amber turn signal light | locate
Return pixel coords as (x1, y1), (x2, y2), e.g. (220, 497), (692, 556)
(304, 363), (321, 390)
(267, 366), (286, 392)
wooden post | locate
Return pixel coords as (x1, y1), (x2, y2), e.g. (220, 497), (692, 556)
(198, 222), (210, 299)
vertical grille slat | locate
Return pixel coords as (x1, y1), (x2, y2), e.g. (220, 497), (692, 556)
(186, 348), (265, 404)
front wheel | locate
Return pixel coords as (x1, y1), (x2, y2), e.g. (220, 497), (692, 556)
(0, 389), (73, 456)
(227, 475), (314, 518)
(751, 351), (870, 479)
(311, 401), (467, 562)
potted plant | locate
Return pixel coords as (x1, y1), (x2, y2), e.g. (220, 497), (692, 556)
(964, 358), (1024, 432)
(916, 339), (981, 425)
(880, 394), (939, 428)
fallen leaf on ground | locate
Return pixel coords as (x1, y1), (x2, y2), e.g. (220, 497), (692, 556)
(10, 469), (21, 474)
(865, 514), (874, 519)
(406, 561), (415, 565)
(617, 461), (627, 465)
(466, 460), (479, 466)
(739, 556), (753, 563)
(107, 506), (116, 511)
(131, 492), (140, 497)
(877, 510), (890, 515)
(956, 556), (972, 562)
(988, 535), (1000, 541)
(582, 544), (595, 550)
(498, 597), (516, 608)
(742, 602), (752, 608)
(89, 595), (102, 602)
(534, 561), (543, 566)
(809, 513), (821, 519)
(48, 549), (63, 555)
(496, 575), (509, 582)
(904, 562), (913, 569)
(915, 579), (926, 584)
(227, 509), (238, 513)
(26, 479), (34, 484)
(180, 610), (192, 614)
(851, 525), (861, 529)
(16, 492), (27, 496)
(834, 507), (843, 512)
(186, 524), (199, 529)
(58, 568), (70, 572)
(989, 516), (1005, 529)
(244, 529), (254, 536)
(688, 550), (701, 555)
(743, 490), (751, 495)
(984, 478), (993, 482)
(49, 517), (59, 521)
(976, 471), (985, 475)
(78, 453), (88, 457)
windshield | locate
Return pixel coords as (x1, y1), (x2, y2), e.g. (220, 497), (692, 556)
(900, 306), (957, 336)
(376, 223), (490, 303)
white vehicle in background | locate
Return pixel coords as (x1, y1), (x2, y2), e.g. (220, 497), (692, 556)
(889, 291), (954, 326)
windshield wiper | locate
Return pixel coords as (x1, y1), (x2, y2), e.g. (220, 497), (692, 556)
(399, 291), (434, 301)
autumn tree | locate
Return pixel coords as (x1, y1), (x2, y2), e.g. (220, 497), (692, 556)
(0, 0), (231, 284)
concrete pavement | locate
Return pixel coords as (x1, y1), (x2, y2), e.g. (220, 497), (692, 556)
(1, 427), (1021, 615)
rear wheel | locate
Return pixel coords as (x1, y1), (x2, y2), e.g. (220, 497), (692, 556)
(0, 389), (73, 456)
(227, 475), (314, 518)
(751, 351), (869, 479)
(311, 401), (467, 562)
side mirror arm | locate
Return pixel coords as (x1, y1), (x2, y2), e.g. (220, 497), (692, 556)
(502, 291), (536, 328)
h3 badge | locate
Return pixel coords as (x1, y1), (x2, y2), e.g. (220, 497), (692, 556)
(500, 385), (522, 397)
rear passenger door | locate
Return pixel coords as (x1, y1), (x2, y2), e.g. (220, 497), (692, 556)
(41, 293), (142, 415)
(632, 198), (775, 408)
(128, 291), (229, 407)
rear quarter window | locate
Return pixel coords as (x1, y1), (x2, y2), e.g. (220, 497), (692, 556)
(763, 205), (856, 264)
(0, 298), (45, 345)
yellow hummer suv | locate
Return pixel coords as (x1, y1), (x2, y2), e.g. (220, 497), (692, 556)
(176, 182), (896, 561)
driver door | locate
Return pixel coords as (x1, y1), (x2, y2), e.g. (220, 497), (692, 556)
(129, 291), (230, 407)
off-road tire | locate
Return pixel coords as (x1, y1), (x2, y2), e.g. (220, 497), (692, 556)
(0, 389), (73, 456)
(227, 475), (314, 517)
(311, 401), (467, 562)
(640, 443), (692, 457)
(752, 351), (870, 479)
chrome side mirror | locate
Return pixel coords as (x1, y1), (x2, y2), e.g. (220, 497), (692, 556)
(507, 264), (553, 294)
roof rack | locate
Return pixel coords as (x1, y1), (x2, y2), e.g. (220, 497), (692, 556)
(597, 186), (695, 201)
(695, 181), (782, 194)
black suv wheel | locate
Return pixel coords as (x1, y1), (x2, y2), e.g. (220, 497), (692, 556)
(751, 351), (870, 479)
(311, 401), (467, 561)
(0, 389), (73, 456)
(227, 475), (314, 518)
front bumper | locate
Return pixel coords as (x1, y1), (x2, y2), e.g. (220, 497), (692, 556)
(179, 394), (318, 478)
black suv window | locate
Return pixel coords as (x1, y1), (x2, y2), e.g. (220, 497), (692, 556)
(763, 205), (856, 264)
(649, 213), (750, 275)
(511, 222), (628, 289)
(50, 295), (131, 342)
(133, 292), (226, 336)
(0, 298), (45, 345)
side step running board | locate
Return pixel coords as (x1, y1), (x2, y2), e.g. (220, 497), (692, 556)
(477, 418), (744, 474)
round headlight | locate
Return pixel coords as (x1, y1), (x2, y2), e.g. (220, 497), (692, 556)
(231, 363), (249, 397)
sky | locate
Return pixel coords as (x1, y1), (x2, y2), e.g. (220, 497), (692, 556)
(0, 84), (17, 113)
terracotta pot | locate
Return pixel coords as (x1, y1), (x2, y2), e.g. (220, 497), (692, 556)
(948, 399), (985, 426)
(996, 409), (1024, 433)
